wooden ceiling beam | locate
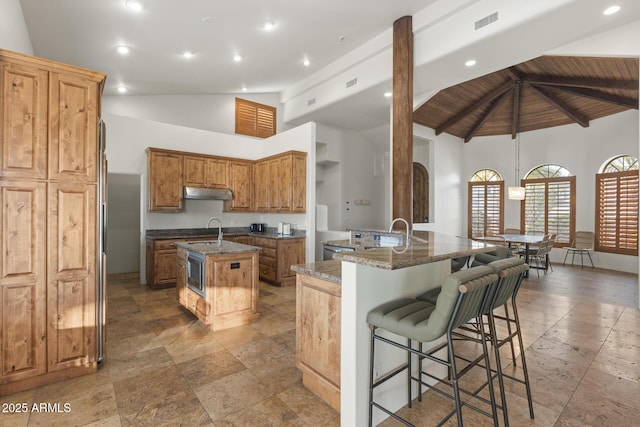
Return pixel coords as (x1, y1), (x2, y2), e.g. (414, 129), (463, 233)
(464, 90), (511, 142)
(522, 74), (638, 90)
(528, 84), (590, 127)
(511, 83), (521, 138)
(436, 80), (514, 135)
(535, 84), (639, 109)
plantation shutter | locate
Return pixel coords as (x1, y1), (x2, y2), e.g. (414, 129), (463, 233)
(523, 177), (575, 244)
(596, 170), (639, 255)
(235, 98), (276, 138)
(468, 181), (503, 237)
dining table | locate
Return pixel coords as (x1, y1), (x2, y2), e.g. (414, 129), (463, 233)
(499, 234), (546, 278)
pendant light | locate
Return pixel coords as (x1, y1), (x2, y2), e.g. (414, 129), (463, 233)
(508, 133), (525, 200)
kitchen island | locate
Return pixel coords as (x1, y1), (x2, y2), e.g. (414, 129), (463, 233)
(292, 231), (495, 426)
(175, 240), (260, 331)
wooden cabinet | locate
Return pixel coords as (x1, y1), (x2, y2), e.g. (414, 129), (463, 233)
(47, 182), (97, 372)
(0, 49), (105, 395)
(147, 149), (184, 212)
(253, 237), (305, 286)
(145, 147), (305, 213)
(178, 250), (260, 331)
(252, 152), (306, 213)
(0, 180), (47, 385)
(296, 273), (341, 412)
(184, 155), (229, 188)
(146, 236), (212, 289)
(223, 235), (252, 245)
(0, 60), (47, 179)
(176, 248), (187, 306)
(224, 160), (252, 211)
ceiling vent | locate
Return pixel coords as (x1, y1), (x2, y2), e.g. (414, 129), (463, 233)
(346, 78), (358, 89)
(307, 98), (316, 106)
(475, 11), (498, 30)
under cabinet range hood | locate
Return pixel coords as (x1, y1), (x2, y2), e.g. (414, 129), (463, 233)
(184, 186), (234, 200)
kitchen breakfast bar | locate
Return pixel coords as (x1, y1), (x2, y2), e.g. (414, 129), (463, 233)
(292, 231), (494, 426)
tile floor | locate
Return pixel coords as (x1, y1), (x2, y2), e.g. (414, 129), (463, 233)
(1, 265), (639, 427)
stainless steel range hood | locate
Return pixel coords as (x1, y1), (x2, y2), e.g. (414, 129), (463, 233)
(184, 186), (233, 200)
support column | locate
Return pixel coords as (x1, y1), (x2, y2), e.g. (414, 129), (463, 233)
(392, 16), (413, 229)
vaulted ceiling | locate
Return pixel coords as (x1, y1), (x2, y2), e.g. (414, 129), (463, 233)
(413, 56), (639, 142)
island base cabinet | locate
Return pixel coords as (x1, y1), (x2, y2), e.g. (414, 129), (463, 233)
(296, 273), (341, 412)
(179, 251), (260, 332)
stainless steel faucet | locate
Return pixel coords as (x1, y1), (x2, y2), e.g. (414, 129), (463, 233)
(206, 217), (223, 246)
(389, 217), (411, 244)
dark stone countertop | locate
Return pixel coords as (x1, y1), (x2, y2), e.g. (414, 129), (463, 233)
(145, 227), (306, 240)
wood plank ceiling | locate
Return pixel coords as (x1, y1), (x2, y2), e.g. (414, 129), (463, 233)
(413, 56), (639, 142)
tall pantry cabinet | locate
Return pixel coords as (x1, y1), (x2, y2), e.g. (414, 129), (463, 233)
(0, 49), (105, 395)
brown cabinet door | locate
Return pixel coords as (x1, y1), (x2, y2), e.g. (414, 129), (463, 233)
(0, 180), (47, 384)
(148, 150), (184, 211)
(278, 155), (293, 211)
(224, 160), (252, 211)
(268, 158), (282, 211)
(0, 61), (48, 179)
(48, 72), (99, 182)
(47, 182), (97, 372)
(276, 239), (305, 285)
(254, 160), (269, 211)
(291, 153), (306, 213)
(211, 255), (257, 315)
(205, 158), (229, 188)
(176, 248), (187, 305)
(184, 156), (206, 187)
(154, 249), (178, 285)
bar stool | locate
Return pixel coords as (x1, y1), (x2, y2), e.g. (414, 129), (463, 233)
(485, 257), (534, 420)
(367, 266), (500, 427)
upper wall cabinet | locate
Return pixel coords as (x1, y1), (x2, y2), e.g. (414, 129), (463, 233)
(184, 155), (229, 189)
(147, 148), (184, 212)
(146, 148), (306, 213)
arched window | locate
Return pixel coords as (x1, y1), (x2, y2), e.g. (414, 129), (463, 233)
(522, 164), (575, 245)
(596, 155), (638, 255)
(468, 169), (504, 238)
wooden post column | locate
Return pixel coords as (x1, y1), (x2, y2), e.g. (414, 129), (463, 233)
(392, 16), (413, 229)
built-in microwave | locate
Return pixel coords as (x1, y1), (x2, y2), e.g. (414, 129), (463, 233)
(186, 251), (206, 297)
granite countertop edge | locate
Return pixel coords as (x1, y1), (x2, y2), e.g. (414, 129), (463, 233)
(146, 227), (306, 240)
(290, 260), (342, 285)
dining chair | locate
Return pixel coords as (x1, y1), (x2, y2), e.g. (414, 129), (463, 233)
(503, 228), (522, 255)
(563, 231), (595, 268)
(519, 234), (550, 277)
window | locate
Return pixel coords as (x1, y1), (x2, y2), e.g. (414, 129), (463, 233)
(521, 164), (575, 245)
(235, 97), (276, 138)
(468, 169), (504, 238)
(596, 155), (638, 255)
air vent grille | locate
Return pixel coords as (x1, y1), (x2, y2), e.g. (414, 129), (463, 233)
(475, 11), (498, 30)
(307, 98), (316, 106)
(346, 78), (358, 88)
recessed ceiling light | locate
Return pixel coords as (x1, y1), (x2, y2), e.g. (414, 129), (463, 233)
(125, 0), (142, 11)
(117, 86), (127, 93)
(465, 59), (477, 67)
(264, 22), (276, 31)
(202, 16), (213, 24)
(182, 51), (194, 58)
(233, 54), (242, 62)
(384, 92), (392, 98)
(603, 5), (620, 15)
(242, 86), (248, 92)
(303, 58), (310, 67)
(116, 45), (130, 54)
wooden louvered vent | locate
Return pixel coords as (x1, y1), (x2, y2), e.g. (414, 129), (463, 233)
(235, 97), (276, 138)
(596, 170), (639, 255)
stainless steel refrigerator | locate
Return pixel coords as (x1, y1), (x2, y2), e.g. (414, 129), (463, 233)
(97, 119), (107, 362)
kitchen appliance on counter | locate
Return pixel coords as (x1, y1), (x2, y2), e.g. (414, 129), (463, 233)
(250, 223), (267, 233)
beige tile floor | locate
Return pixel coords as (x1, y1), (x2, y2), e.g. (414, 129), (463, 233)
(1, 265), (638, 427)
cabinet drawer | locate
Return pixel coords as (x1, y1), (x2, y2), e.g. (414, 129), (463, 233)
(259, 264), (276, 282)
(154, 239), (182, 250)
(259, 255), (276, 268)
(253, 237), (277, 249)
(260, 247), (276, 258)
(187, 289), (209, 321)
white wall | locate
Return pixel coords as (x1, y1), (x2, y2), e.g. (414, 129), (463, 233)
(315, 123), (387, 231)
(0, 0), (33, 54)
(102, 113), (315, 282)
(461, 110), (639, 273)
(103, 93), (290, 135)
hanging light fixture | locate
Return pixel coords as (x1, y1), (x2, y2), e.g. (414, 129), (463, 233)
(508, 133), (526, 200)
